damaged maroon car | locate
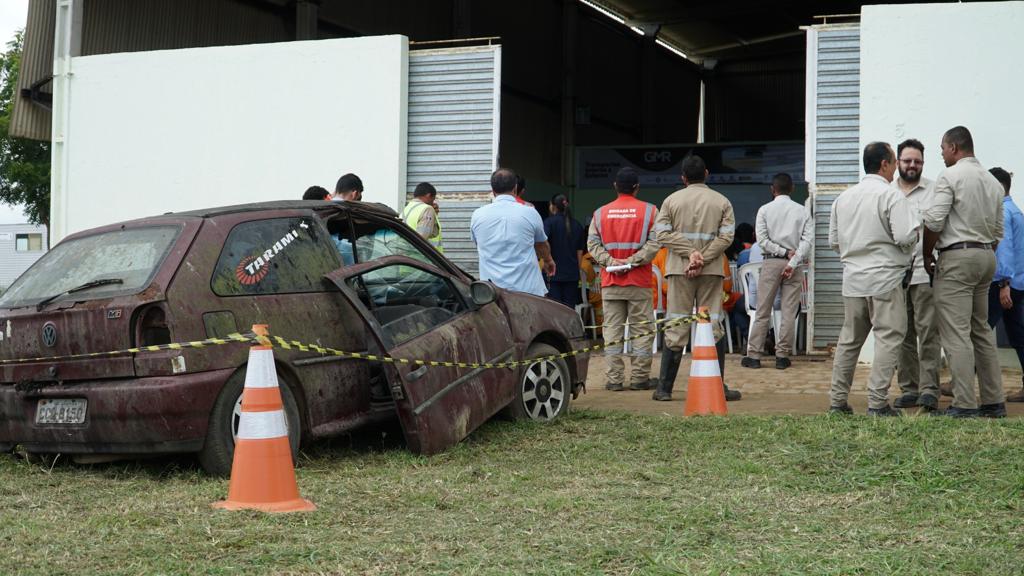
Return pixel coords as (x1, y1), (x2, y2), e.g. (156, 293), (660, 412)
(0, 201), (588, 475)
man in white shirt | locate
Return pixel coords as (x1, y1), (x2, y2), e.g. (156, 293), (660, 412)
(828, 142), (920, 415)
(890, 139), (940, 411)
(741, 173), (812, 370)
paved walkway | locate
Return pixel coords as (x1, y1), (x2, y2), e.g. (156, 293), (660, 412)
(576, 353), (1024, 417)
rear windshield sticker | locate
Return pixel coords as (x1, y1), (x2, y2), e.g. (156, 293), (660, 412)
(235, 225), (306, 285)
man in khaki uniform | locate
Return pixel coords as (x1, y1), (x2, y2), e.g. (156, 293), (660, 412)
(828, 142), (920, 415)
(652, 155), (741, 402)
(890, 139), (941, 411)
(922, 126), (1006, 418)
(741, 172), (812, 370)
(587, 168), (661, 391)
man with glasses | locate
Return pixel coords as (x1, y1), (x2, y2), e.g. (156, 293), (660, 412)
(891, 139), (941, 411)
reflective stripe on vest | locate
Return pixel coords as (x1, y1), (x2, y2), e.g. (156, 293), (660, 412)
(402, 201), (443, 252)
(595, 197), (655, 288)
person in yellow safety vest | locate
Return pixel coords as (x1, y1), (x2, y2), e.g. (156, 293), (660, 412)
(401, 182), (443, 252)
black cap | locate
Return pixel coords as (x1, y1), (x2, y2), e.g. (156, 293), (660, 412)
(614, 167), (639, 189)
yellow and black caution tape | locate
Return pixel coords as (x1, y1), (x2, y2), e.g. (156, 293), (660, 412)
(0, 332), (254, 365)
(582, 316), (674, 330)
(0, 313), (707, 370)
(258, 311), (705, 369)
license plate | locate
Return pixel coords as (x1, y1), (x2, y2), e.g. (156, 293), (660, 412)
(35, 399), (87, 425)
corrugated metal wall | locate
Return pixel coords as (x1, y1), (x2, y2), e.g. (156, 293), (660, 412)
(812, 27), (860, 185)
(9, 0), (55, 141)
(810, 25), (860, 349)
(0, 224), (48, 292)
(407, 46), (501, 277)
(703, 58), (805, 142)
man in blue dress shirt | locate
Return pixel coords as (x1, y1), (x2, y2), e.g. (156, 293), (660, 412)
(987, 167), (1024, 401)
(471, 168), (555, 297)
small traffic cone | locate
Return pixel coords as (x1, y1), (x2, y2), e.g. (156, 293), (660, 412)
(212, 325), (316, 513)
(684, 307), (728, 416)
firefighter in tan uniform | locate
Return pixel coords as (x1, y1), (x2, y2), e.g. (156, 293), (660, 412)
(652, 155), (742, 402)
(587, 167), (661, 390)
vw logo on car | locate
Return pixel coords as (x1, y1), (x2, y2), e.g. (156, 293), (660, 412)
(41, 322), (58, 348)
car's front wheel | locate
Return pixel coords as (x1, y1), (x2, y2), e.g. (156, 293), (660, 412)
(509, 342), (570, 422)
(198, 368), (302, 477)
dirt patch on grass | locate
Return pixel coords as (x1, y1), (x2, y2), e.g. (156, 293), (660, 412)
(577, 353), (1024, 417)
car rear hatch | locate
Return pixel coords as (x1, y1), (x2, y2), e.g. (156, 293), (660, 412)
(0, 221), (198, 384)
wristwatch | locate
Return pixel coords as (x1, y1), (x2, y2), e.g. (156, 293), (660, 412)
(998, 279), (1010, 289)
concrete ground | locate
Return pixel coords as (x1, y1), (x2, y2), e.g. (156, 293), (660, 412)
(575, 352), (1024, 417)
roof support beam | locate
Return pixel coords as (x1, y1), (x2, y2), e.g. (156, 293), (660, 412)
(560, 0), (577, 188)
(639, 23), (661, 143)
(295, 0), (318, 40)
(689, 30), (804, 56)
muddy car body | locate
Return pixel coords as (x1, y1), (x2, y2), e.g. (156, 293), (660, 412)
(0, 201), (588, 474)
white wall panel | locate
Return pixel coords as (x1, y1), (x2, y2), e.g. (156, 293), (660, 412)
(57, 36), (408, 241)
(861, 2), (1024, 210)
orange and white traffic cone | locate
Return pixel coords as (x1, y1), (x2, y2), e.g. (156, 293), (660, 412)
(212, 325), (316, 513)
(684, 307), (728, 416)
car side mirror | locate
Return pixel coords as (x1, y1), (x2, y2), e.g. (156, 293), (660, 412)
(469, 281), (497, 306)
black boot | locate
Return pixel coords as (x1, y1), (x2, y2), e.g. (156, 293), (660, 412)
(653, 348), (682, 401)
(717, 338), (742, 401)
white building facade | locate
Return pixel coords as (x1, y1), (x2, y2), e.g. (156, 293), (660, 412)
(0, 223), (48, 293)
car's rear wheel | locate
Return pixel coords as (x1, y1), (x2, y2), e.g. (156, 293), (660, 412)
(198, 368), (302, 477)
(509, 343), (570, 422)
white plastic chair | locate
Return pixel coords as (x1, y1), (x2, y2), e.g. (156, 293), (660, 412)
(574, 268), (597, 340)
(737, 262), (762, 341)
(651, 266), (666, 353)
(723, 262), (738, 354)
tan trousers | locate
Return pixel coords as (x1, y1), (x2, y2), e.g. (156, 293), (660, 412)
(896, 283), (941, 399)
(664, 275), (723, 351)
(746, 259), (802, 359)
(934, 249), (1004, 409)
(830, 285), (907, 410)
(602, 287), (655, 385)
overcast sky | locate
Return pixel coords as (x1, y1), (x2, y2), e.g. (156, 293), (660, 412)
(0, 0), (31, 225)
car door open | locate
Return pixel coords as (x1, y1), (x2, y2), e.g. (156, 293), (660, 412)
(326, 256), (515, 454)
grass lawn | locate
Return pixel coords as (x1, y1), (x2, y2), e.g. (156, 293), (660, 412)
(1, 410), (1023, 575)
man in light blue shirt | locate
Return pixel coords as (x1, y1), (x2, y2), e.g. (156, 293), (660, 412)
(987, 167), (1024, 401)
(471, 169), (555, 297)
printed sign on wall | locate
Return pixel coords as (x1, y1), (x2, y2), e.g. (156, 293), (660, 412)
(577, 142), (805, 189)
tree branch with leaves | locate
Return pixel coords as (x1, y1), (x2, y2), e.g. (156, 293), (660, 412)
(0, 30), (50, 230)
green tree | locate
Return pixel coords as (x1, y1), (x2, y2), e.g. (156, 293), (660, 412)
(0, 30), (50, 229)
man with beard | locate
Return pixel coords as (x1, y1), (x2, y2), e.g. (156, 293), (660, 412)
(922, 126), (1006, 418)
(891, 139), (941, 411)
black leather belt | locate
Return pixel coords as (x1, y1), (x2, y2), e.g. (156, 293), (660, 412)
(767, 255), (789, 260)
(938, 241), (992, 252)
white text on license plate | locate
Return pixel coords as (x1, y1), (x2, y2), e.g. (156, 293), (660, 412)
(35, 399), (87, 424)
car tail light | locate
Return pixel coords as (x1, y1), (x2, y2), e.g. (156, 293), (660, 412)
(135, 305), (172, 346)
